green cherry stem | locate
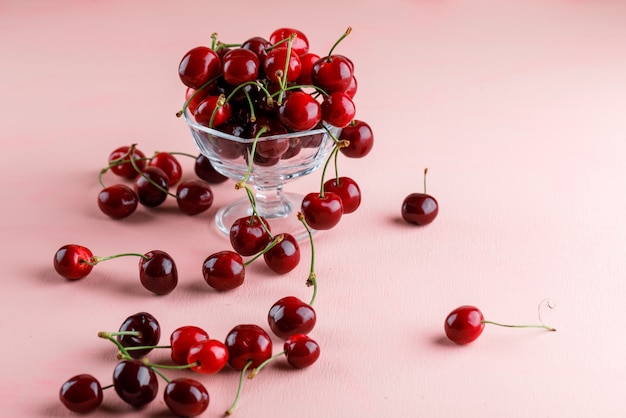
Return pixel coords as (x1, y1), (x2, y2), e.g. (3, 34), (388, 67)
(247, 351), (285, 379)
(97, 155), (150, 188)
(480, 320), (556, 332)
(298, 212), (318, 306)
(175, 74), (223, 117)
(326, 27), (352, 59)
(243, 234), (284, 267)
(225, 360), (253, 416)
(84, 252), (149, 267)
(128, 144), (177, 198)
(97, 331), (136, 358)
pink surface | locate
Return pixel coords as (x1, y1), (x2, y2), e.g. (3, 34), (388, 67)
(2, 0), (626, 416)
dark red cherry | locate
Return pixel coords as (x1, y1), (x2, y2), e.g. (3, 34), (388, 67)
(311, 55), (354, 94)
(401, 192), (438, 225)
(134, 166), (169, 208)
(193, 95), (232, 128)
(164, 378), (210, 417)
(178, 46), (222, 89)
(212, 123), (247, 159)
(194, 154), (228, 183)
(278, 91), (322, 132)
(268, 296), (316, 339)
(339, 119), (374, 158)
(321, 91), (355, 128)
(117, 312), (161, 359)
(229, 216), (272, 256)
(323, 177), (361, 214)
(224, 324), (273, 370)
(108, 146), (146, 180)
(284, 334), (321, 369)
(176, 179), (214, 215)
(281, 139), (302, 159)
(97, 184), (138, 219)
(139, 250), (177, 295)
(264, 46), (302, 84)
(444, 305), (485, 345)
(149, 152), (182, 186)
(59, 374), (103, 413)
(202, 250), (245, 291)
(301, 192), (343, 230)
(222, 48), (260, 86)
(170, 325), (210, 365)
(263, 233), (300, 274)
(241, 36), (272, 67)
(112, 359), (158, 408)
(269, 27), (309, 56)
(187, 339), (229, 375)
(296, 52), (320, 85)
(54, 244), (94, 280)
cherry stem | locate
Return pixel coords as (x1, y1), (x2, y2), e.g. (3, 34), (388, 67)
(97, 331), (136, 359)
(298, 212), (318, 306)
(123, 344), (171, 351)
(326, 27), (352, 59)
(248, 351), (286, 379)
(318, 146), (341, 198)
(97, 154), (151, 189)
(225, 360), (253, 416)
(176, 74), (223, 117)
(128, 144), (177, 198)
(210, 33), (218, 50)
(243, 234), (284, 267)
(85, 252), (149, 266)
(481, 320), (556, 332)
(423, 168), (428, 194)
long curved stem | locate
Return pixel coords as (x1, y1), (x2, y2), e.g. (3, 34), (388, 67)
(225, 360), (253, 416)
(481, 320), (556, 332)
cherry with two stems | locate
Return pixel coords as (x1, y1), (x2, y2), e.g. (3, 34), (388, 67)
(444, 300), (557, 345)
(401, 168), (438, 226)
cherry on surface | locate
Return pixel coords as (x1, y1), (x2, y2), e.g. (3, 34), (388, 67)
(194, 154), (228, 183)
(112, 359), (158, 408)
(301, 192), (343, 230)
(108, 146), (146, 180)
(284, 334), (321, 369)
(224, 324), (273, 370)
(444, 305), (485, 345)
(59, 374), (103, 414)
(139, 250), (178, 295)
(170, 325), (210, 365)
(97, 184), (138, 219)
(323, 176), (361, 214)
(202, 250), (245, 291)
(117, 311), (161, 359)
(176, 179), (214, 215)
(339, 119), (374, 158)
(148, 152), (183, 186)
(54, 244), (94, 280)
(268, 296), (317, 339)
(187, 339), (229, 375)
(263, 233), (300, 274)
(164, 378), (210, 417)
(229, 216), (272, 256)
(134, 166), (170, 208)
(401, 168), (438, 226)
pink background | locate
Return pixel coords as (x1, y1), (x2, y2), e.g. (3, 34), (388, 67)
(2, 0), (626, 416)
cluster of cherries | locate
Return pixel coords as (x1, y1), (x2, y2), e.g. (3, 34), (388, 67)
(59, 310), (320, 416)
(98, 144), (229, 219)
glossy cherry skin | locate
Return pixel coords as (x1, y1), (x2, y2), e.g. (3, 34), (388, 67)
(241, 36), (272, 67)
(194, 154), (228, 183)
(202, 250), (245, 291)
(176, 179), (214, 215)
(263, 233), (300, 274)
(401, 193), (438, 225)
(264, 46), (302, 84)
(284, 334), (321, 369)
(112, 359), (158, 408)
(54, 244), (94, 280)
(269, 27), (309, 56)
(222, 48), (260, 86)
(97, 184), (138, 219)
(108, 146), (146, 180)
(59, 374), (103, 413)
(170, 325), (210, 365)
(323, 177), (361, 214)
(187, 339), (229, 375)
(268, 296), (316, 339)
(117, 311), (161, 359)
(224, 324), (273, 370)
(148, 152), (182, 186)
(193, 95), (232, 128)
(301, 192), (343, 230)
(178, 46), (222, 89)
(139, 250), (178, 295)
(296, 52), (320, 85)
(229, 216), (272, 256)
(278, 91), (321, 132)
(164, 378), (210, 417)
(445, 305), (485, 345)
(185, 86), (215, 114)
(311, 55), (354, 94)
(339, 120), (374, 158)
(321, 91), (356, 128)
(134, 166), (169, 208)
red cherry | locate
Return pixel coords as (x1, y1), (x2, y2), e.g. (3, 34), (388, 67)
(296, 52), (320, 85)
(170, 325), (210, 365)
(193, 95), (232, 128)
(264, 46), (302, 84)
(301, 192), (343, 230)
(187, 339), (229, 375)
(278, 91), (322, 132)
(139, 250), (178, 295)
(97, 184), (138, 219)
(401, 168), (438, 225)
(112, 359), (158, 408)
(323, 177), (361, 214)
(229, 216), (272, 256)
(176, 179), (214, 215)
(164, 378), (210, 417)
(134, 166), (170, 208)
(54, 244), (94, 280)
(222, 48), (260, 86)
(339, 119), (374, 158)
(149, 152), (183, 185)
(117, 311), (161, 359)
(59, 374), (103, 413)
(224, 324), (273, 370)
(321, 91), (356, 128)
(284, 334), (321, 369)
(311, 55), (354, 94)
(185, 86), (215, 114)
(345, 75), (358, 99)
(202, 250), (245, 291)
(263, 233), (300, 274)
(268, 296), (316, 339)
(194, 154), (228, 183)
(108, 146), (146, 180)
(269, 27), (309, 56)
(178, 46), (222, 89)
(444, 305), (485, 345)
(241, 36), (272, 67)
